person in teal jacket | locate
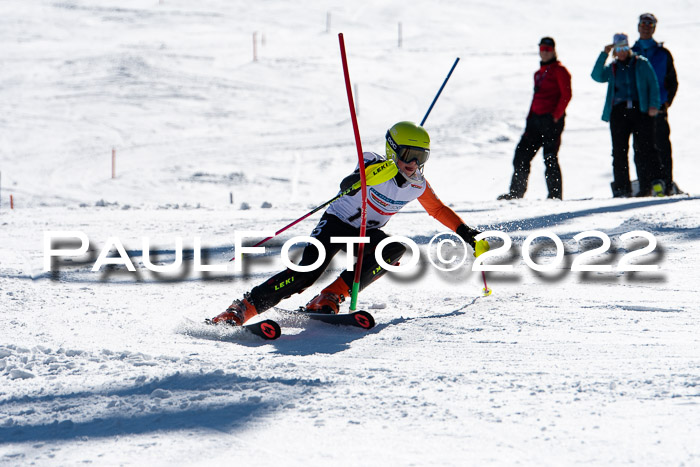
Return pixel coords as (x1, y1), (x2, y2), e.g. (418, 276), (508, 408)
(591, 33), (664, 197)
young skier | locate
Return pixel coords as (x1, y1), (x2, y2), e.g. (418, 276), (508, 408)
(211, 121), (490, 326)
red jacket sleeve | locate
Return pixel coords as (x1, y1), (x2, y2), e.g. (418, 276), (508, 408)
(553, 65), (572, 120)
(417, 181), (464, 231)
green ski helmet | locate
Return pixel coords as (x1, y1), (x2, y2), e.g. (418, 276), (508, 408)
(385, 121), (430, 173)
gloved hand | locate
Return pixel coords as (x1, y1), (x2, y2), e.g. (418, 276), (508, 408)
(474, 239), (490, 257)
(456, 223), (489, 257)
(456, 224), (479, 248)
(340, 172), (361, 195)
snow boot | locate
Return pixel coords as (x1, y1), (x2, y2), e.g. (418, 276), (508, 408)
(211, 296), (258, 326)
(611, 181), (632, 198)
(666, 181), (683, 196)
(305, 277), (350, 314)
(651, 180), (666, 198)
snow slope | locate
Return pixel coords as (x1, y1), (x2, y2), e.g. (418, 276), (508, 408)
(1, 1), (699, 465)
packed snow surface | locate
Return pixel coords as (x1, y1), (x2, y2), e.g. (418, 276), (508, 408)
(1, 0), (699, 465)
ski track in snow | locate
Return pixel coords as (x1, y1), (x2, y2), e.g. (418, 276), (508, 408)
(2, 0), (700, 465)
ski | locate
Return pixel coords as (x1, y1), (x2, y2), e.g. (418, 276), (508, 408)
(289, 308), (376, 330)
(307, 310), (375, 329)
(204, 318), (281, 340)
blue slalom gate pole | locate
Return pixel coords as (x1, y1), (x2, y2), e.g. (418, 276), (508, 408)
(420, 57), (460, 126)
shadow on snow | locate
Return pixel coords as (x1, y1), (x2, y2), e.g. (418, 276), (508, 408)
(0, 371), (320, 444)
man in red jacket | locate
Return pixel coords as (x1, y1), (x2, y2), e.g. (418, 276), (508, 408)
(499, 37), (572, 200)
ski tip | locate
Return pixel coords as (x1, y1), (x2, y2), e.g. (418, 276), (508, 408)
(353, 310), (375, 329)
(257, 319), (282, 340)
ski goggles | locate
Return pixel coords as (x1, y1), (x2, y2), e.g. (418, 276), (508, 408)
(539, 45), (554, 52)
(614, 45), (630, 53)
(386, 131), (430, 165)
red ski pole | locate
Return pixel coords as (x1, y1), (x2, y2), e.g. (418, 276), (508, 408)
(228, 160), (396, 261)
(481, 271), (491, 296)
(229, 187), (350, 261)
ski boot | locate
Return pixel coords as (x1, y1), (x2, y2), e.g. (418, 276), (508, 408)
(211, 296), (258, 326)
(304, 277), (350, 314)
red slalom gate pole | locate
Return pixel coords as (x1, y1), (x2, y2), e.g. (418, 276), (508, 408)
(338, 33), (368, 312)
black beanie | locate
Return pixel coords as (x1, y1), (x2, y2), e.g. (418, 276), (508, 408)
(539, 37), (555, 47)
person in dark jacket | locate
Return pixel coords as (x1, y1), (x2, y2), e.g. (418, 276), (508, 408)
(632, 13), (681, 195)
(498, 37), (572, 200)
(591, 33), (664, 198)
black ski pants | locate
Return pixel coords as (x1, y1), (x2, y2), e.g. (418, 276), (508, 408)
(632, 109), (673, 192)
(654, 110), (673, 189)
(247, 213), (406, 313)
(508, 113), (565, 199)
(609, 103), (663, 195)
